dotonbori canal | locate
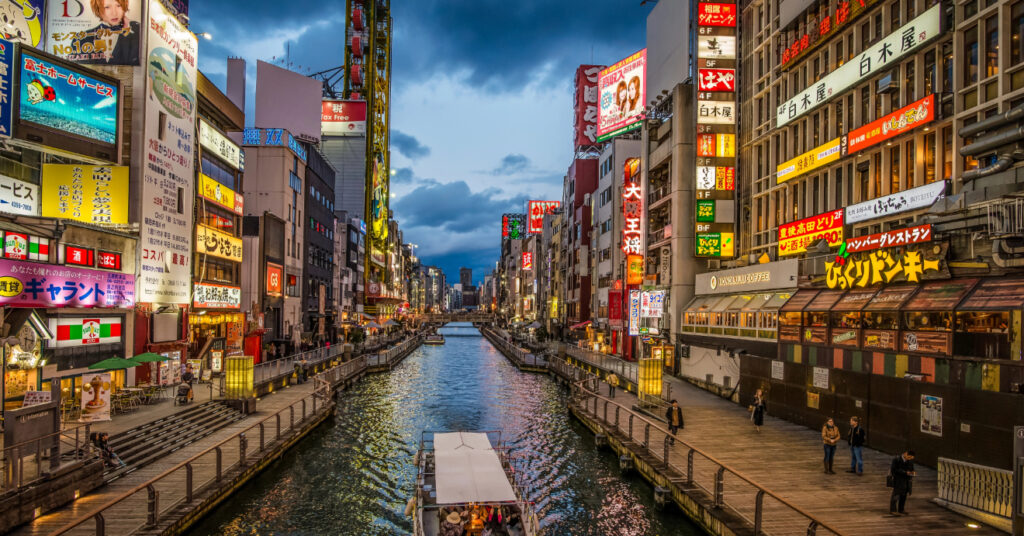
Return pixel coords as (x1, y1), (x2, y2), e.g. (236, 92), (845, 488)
(190, 324), (701, 536)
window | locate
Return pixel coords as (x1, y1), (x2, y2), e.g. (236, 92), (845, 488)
(942, 41), (954, 93)
(890, 146), (900, 194)
(942, 126), (953, 181)
(859, 167), (869, 202)
(834, 167), (843, 209)
(924, 50), (936, 96)
(925, 132), (936, 183)
(965, 25), (979, 84)
(985, 15), (998, 77)
(836, 100), (844, 135)
(1014, 1), (1024, 65)
(890, 2), (900, 28)
(905, 139), (915, 188)
(861, 87), (870, 123)
(873, 153), (881, 198)
(904, 59), (915, 104)
(836, 40), (844, 67)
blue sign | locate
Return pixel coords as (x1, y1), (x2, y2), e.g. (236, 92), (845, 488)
(0, 38), (12, 139)
(242, 127), (307, 162)
(19, 51), (118, 144)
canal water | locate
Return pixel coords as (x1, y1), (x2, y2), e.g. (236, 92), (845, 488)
(191, 323), (702, 536)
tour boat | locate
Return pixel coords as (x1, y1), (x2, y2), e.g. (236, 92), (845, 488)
(424, 334), (445, 345)
(412, 431), (539, 536)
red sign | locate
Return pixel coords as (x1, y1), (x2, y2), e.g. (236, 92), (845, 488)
(64, 245), (94, 267)
(781, 0), (881, 68)
(698, 68), (736, 92)
(528, 200), (560, 234)
(778, 209), (845, 256)
(698, 3), (737, 26)
(97, 251), (121, 270)
(697, 134), (716, 157)
(574, 65), (605, 147)
(621, 158), (643, 256)
(626, 254), (644, 285)
(845, 224), (933, 253)
(266, 263), (283, 296)
(521, 252), (533, 270)
(321, 100), (366, 136)
(609, 290), (623, 320)
(847, 95), (935, 153)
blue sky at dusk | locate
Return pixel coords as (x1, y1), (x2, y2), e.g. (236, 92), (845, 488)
(192, 0), (652, 285)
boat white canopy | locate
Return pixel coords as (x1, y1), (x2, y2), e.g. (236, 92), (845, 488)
(432, 432), (517, 505)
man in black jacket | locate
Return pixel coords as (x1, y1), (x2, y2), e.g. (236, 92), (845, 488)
(665, 400), (684, 444)
(889, 450), (916, 515)
(846, 416), (866, 475)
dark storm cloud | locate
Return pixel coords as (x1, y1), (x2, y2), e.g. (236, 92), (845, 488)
(392, 167), (415, 184)
(422, 248), (499, 287)
(190, 1), (344, 38)
(391, 130), (431, 160)
(393, 181), (526, 233)
(492, 153), (530, 175)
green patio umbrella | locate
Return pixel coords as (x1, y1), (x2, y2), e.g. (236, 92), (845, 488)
(88, 357), (143, 370)
(130, 352), (169, 363)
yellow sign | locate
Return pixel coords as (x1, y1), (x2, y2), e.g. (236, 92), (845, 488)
(825, 249), (940, 289)
(776, 138), (843, 184)
(199, 174), (244, 215)
(196, 225), (243, 262)
(716, 134), (736, 157)
(41, 164), (129, 224)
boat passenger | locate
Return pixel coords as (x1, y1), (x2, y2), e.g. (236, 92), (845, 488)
(440, 510), (464, 536)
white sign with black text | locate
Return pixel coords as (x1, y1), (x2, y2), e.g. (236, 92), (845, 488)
(845, 180), (946, 224)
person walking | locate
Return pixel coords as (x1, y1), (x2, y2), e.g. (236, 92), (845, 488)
(821, 417), (840, 474)
(889, 450), (916, 515)
(606, 372), (619, 398)
(665, 399), (684, 444)
(180, 364), (196, 402)
(750, 389), (766, 432)
(847, 416), (866, 475)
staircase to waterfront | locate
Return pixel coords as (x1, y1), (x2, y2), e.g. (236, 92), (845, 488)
(103, 401), (246, 482)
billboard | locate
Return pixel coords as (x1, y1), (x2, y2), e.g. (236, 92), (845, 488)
(41, 164), (128, 224)
(0, 258), (134, 307)
(846, 180), (946, 224)
(776, 138), (845, 183)
(199, 119), (241, 170)
(778, 209), (844, 256)
(266, 262), (282, 296)
(199, 174), (243, 215)
(501, 213), (525, 241)
(622, 158), (643, 261)
(573, 64), (603, 146)
(254, 60), (322, 143)
(0, 38), (13, 139)
(521, 252), (533, 270)
(597, 49), (646, 142)
(777, 4), (941, 127)
(45, 0), (141, 65)
(527, 200), (560, 234)
(138, 0), (196, 304)
(321, 99), (366, 136)
(0, 0), (44, 47)
(0, 175), (38, 216)
(17, 49), (120, 158)
(196, 225), (242, 262)
(845, 224), (933, 253)
(193, 282), (241, 309)
(847, 95), (935, 153)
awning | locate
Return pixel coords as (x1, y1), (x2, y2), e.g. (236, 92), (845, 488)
(779, 289), (821, 312)
(740, 293), (774, 312)
(683, 295), (717, 313)
(569, 320), (592, 330)
(706, 294), (740, 313)
(864, 285), (918, 311)
(724, 294), (753, 311)
(433, 432), (517, 505)
(958, 277), (1024, 311)
(805, 290), (847, 312)
(831, 288), (879, 312)
(762, 291), (794, 310)
(903, 278), (978, 311)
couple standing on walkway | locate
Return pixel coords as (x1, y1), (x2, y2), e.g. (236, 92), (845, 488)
(821, 416), (866, 475)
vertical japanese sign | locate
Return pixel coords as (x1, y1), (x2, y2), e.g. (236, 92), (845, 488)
(695, 0), (737, 258)
(138, 0), (196, 304)
(574, 64), (603, 147)
(527, 200), (560, 234)
(521, 251), (533, 270)
(628, 289), (641, 336)
(621, 157), (643, 275)
(0, 37), (12, 138)
(502, 213), (526, 241)
(41, 164), (129, 224)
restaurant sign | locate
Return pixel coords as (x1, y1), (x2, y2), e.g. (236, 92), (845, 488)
(845, 224), (932, 253)
(778, 209), (844, 256)
(199, 174), (244, 215)
(777, 4), (941, 127)
(193, 282), (241, 309)
(847, 95), (935, 153)
(845, 180), (946, 224)
(196, 225), (243, 262)
(696, 259), (799, 295)
(628, 289), (641, 336)
(0, 258), (135, 308)
(780, 0), (883, 69)
(825, 247), (945, 289)
(776, 138), (844, 184)
(199, 120), (242, 170)
(640, 290), (666, 318)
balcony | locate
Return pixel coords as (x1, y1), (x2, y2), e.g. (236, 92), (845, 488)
(648, 184), (671, 210)
(648, 224), (672, 249)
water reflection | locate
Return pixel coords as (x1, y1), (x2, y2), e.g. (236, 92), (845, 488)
(191, 324), (701, 536)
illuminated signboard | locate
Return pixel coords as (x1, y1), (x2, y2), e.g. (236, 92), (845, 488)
(574, 65), (604, 146)
(640, 290), (666, 318)
(845, 224), (933, 253)
(41, 164), (129, 224)
(199, 174), (244, 215)
(626, 254), (644, 286)
(628, 289), (641, 336)
(527, 200), (560, 234)
(846, 180), (946, 224)
(196, 224), (243, 262)
(502, 213), (526, 241)
(848, 95), (935, 153)
(597, 49), (646, 142)
(321, 99), (366, 137)
(778, 209), (844, 256)
(776, 138), (845, 184)
(241, 127), (307, 162)
(193, 282), (241, 309)
(826, 247), (942, 289)
(266, 262), (283, 296)
(97, 250), (121, 270)
(200, 120), (242, 170)
(695, 0), (737, 259)
(61, 244), (95, 266)
(621, 158), (643, 261)
(777, 4), (941, 127)
(521, 252), (533, 270)
(0, 258), (134, 308)
(780, 0), (882, 69)
(0, 175), (38, 215)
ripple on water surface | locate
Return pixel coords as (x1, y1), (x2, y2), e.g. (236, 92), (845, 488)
(190, 324), (703, 536)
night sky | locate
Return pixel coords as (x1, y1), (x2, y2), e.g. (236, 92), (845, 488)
(193, 0), (652, 285)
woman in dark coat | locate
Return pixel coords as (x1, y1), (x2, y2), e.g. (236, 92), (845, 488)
(751, 389), (767, 432)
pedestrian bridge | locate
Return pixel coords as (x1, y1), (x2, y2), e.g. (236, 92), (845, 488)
(416, 312), (496, 324)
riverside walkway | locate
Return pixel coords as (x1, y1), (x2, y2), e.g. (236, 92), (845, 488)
(551, 343), (1000, 536)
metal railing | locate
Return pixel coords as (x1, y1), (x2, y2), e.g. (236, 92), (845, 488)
(481, 328), (548, 369)
(561, 346), (675, 410)
(50, 383), (334, 536)
(252, 333), (410, 385)
(2, 424), (93, 493)
(568, 373), (844, 536)
(366, 336), (423, 368)
(937, 457), (1013, 522)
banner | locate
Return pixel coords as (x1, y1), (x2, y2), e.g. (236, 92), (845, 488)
(778, 209), (844, 256)
(46, 0), (142, 65)
(847, 94), (935, 153)
(0, 175), (38, 215)
(845, 224), (933, 253)
(845, 180), (946, 224)
(138, 0), (196, 304)
(0, 258), (134, 307)
(321, 99), (366, 136)
(597, 49), (646, 142)
(19, 50), (119, 145)
(0, 0), (45, 47)
(776, 138), (844, 184)
(628, 289), (641, 336)
(79, 372), (111, 422)
(199, 174), (243, 215)
(640, 290), (666, 318)
(41, 164), (128, 224)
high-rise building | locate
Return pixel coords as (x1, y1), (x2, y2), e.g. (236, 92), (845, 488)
(460, 267), (472, 288)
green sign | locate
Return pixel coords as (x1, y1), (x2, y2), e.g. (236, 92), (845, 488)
(696, 232), (735, 257)
(696, 200), (715, 223)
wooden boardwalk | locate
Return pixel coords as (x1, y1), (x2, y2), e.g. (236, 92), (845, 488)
(564, 359), (1001, 536)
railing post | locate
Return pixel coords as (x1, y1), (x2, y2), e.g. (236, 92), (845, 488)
(146, 484), (159, 526)
(215, 446), (223, 481)
(95, 512), (105, 536)
(302, 399), (307, 421)
(714, 466), (725, 508)
(276, 413), (282, 439)
(259, 423), (266, 451)
(603, 400), (608, 423)
(663, 436), (670, 466)
(239, 433), (248, 466)
(806, 521), (818, 536)
(644, 424), (650, 449)
(185, 463), (194, 503)
(615, 406), (620, 428)
(754, 490), (765, 536)
(628, 415), (634, 441)
(290, 405), (295, 429)
(687, 449), (694, 485)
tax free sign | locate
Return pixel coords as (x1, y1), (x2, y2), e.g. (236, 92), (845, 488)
(776, 4), (942, 127)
